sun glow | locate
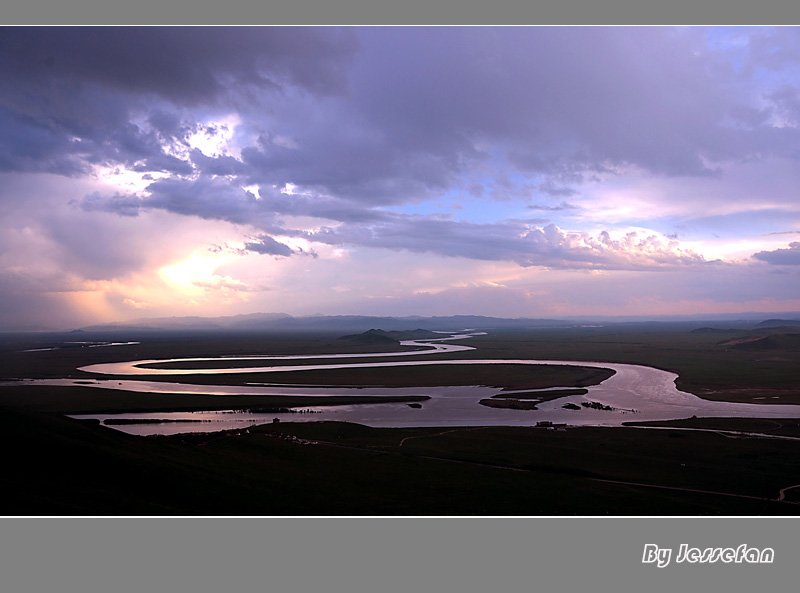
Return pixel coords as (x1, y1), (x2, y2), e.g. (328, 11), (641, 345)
(93, 165), (169, 193)
(159, 253), (240, 295)
(187, 114), (241, 157)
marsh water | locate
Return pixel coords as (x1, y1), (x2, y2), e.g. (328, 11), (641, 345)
(38, 332), (800, 436)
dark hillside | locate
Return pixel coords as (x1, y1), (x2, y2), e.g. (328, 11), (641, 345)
(337, 329), (400, 345)
(725, 333), (800, 352)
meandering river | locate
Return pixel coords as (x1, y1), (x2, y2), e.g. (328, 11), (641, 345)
(43, 331), (800, 436)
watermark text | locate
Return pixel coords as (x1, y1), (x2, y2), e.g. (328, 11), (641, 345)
(642, 544), (774, 567)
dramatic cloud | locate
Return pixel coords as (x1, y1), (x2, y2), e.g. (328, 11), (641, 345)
(0, 27), (359, 178)
(0, 27), (358, 102)
(2, 26), (800, 328)
(303, 219), (709, 270)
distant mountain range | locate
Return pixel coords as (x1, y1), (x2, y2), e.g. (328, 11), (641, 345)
(756, 319), (800, 328)
(79, 313), (575, 333)
(74, 312), (800, 334)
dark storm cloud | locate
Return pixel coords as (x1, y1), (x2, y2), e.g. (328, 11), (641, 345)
(0, 27), (359, 177)
(257, 191), (393, 224)
(210, 27), (800, 214)
(239, 127), (459, 207)
(6, 27), (800, 196)
(80, 176), (392, 230)
(6, 27), (799, 202)
(0, 27), (358, 103)
(190, 150), (247, 177)
(0, 108), (88, 175)
(152, 27), (756, 211)
(753, 242), (800, 265)
(79, 169), (400, 234)
(8, 27), (800, 276)
(147, 110), (195, 140)
(144, 178), (278, 228)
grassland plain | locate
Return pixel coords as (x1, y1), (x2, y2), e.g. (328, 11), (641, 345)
(3, 323), (800, 515)
(2, 408), (798, 515)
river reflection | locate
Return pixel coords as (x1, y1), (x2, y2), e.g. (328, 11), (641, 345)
(14, 332), (800, 436)
(66, 360), (800, 436)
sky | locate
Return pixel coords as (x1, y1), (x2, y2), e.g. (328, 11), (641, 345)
(1, 26), (800, 330)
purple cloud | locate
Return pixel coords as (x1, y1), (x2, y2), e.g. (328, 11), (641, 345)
(3, 27), (800, 328)
(753, 242), (800, 265)
(243, 235), (295, 257)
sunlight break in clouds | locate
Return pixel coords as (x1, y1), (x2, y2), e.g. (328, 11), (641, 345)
(1, 26), (800, 329)
(159, 252), (252, 303)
